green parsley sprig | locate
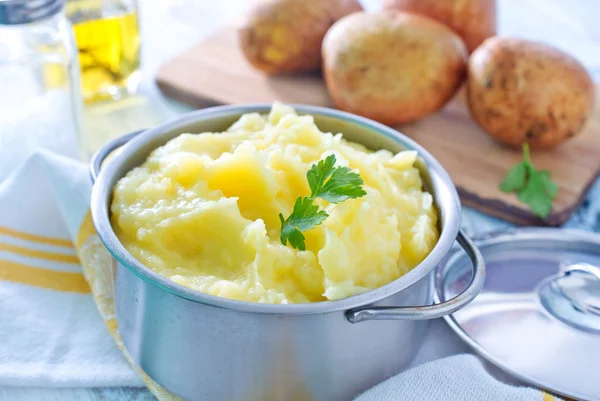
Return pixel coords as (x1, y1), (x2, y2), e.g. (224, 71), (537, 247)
(279, 154), (367, 250)
(500, 143), (558, 218)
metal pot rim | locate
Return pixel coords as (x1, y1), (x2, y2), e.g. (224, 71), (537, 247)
(90, 103), (462, 315)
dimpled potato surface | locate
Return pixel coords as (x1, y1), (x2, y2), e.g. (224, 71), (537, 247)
(239, 0), (362, 74)
(111, 104), (439, 304)
(322, 12), (467, 125)
(382, 0), (496, 53)
(467, 37), (594, 149)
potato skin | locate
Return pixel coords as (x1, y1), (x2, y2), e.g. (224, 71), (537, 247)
(382, 0), (496, 53)
(467, 37), (594, 149)
(322, 12), (467, 125)
(239, 0), (362, 75)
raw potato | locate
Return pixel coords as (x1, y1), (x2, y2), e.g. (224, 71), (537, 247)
(467, 37), (594, 149)
(382, 0), (496, 53)
(322, 12), (467, 125)
(239, 0), (362, 74)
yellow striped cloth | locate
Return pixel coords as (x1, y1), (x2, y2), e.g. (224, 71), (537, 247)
(0, 151), (561, 401)
(0, 151), (178, 398)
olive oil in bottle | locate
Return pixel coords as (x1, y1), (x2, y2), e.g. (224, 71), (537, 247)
(66, 0), (140, 103)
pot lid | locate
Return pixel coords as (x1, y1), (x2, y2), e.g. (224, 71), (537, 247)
(437, 228), (600, 401)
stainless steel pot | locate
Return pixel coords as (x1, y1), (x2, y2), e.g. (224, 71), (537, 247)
(90, 104), (485, 401)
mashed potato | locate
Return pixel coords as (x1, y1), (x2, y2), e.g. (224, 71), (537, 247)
(111, 103), (438, 304)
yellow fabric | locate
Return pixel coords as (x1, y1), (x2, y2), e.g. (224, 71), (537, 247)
(0, 259), (89, 293)
(0, 225), (73, 248)
(0, 242), (80, 264)
(0, 226), (87, 293)
(0, 213), (176, 398)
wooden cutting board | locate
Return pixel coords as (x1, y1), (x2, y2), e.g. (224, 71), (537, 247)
(156, 27), (600, 226)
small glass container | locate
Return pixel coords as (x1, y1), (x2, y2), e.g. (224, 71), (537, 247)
(65, 0), (140, 103)
(0, 0), (83, 182)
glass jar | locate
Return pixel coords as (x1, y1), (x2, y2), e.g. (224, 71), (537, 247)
(0, 0), (83, 182)
(65, 0), (140, 103)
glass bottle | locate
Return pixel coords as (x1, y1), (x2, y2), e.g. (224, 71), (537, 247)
(65, 0), (140, 103)
(0, 0), (83, 182)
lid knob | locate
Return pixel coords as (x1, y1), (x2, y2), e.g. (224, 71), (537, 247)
(538, 263), (600, 333)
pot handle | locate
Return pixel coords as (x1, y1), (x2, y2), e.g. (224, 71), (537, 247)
(346, 231), (485, 323)
(90, 129), (146, 183)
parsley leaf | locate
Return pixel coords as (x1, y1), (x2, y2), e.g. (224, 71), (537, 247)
(316, 166), (367, 203)
(307, 154), (337, 198)
(279, 197), (328, 251)
(500, 144), (558, 219)
(499, 161), (528, 192)
(306, 154), (367, 203)
(536, 170), (559, 199)
(280, 155), (367, 250)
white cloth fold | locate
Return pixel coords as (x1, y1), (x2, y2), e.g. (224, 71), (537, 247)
(355, 354), (545, 401)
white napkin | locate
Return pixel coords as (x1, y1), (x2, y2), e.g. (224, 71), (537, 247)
(0, 151), (140, 388)
(355, 354), (550, 401)
(0, 151), (561, 401)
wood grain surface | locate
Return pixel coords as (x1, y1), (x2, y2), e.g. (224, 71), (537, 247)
(156, 27), (600, 226)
